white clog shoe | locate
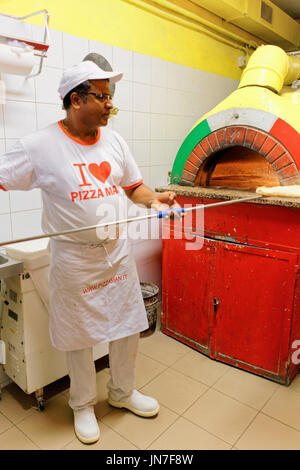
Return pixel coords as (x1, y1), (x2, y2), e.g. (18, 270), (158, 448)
(108, 389), (160, 417)
(73, 406), (100, 444)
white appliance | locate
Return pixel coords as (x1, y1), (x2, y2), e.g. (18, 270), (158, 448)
(0, 239), (108, 410)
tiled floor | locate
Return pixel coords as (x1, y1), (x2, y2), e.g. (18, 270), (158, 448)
(1, 329), (300, 450)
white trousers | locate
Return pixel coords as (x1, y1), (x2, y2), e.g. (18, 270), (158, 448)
(65, 333), (140, 411)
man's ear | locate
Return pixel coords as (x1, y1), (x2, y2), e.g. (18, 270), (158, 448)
(70, 92), (82, 110)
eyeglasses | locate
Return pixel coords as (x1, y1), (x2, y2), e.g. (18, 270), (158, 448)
(86, 92), (112, 103)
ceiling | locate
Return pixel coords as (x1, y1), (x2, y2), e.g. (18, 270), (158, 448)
(271, 0), (300, 20)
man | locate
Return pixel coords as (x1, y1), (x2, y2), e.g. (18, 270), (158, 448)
(0, 61), (180, 444)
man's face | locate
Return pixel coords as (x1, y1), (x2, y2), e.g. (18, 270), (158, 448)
(76, 79), (113, 128)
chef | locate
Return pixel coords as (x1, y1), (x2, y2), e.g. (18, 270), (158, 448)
(0, 61), (180, 444)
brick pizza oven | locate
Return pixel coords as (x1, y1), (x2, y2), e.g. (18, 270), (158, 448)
(158, 46), (300, 385)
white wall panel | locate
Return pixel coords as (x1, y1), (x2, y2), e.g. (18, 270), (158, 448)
(62, 33), (89, 68)
(133, 52), (152, 85)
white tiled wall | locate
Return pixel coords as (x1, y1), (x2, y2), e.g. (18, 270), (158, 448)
(0, 19), (238, 287)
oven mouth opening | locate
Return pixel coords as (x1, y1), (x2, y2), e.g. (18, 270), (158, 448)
(195, 145), (280, 192)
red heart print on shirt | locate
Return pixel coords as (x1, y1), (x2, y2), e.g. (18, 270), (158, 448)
(88, 161), (111, 183)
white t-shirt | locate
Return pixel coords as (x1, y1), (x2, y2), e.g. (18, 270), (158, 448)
(0, 122), (149, 350)
(0, 122), (143, 243)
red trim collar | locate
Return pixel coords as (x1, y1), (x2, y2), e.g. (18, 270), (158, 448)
(58, 121), (101, 145)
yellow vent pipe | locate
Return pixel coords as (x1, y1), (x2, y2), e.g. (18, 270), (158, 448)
(239, 45), (300, 93)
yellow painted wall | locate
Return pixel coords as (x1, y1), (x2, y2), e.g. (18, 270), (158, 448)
(0, 0), (242, 79)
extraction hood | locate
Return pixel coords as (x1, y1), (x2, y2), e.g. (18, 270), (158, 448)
(172, 0), (300, 50)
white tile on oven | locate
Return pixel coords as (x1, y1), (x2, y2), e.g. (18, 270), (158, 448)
(35, 66), (62, 104)
(151, 57), (167, 88)
(0, 213), (11, 243)
(10, 189), (42, 213)
(62, 33), (89, 69)
(113, 80), (132, 111)
(150, 86), (167, 114)
(150, 140), (166, 166)
(132, 140), (150, 167)
(133, 83), (151, 113)
(88, 41), (113, 66)
(1, 73), (35, 103)
(4, 101), (36, 139)
(11, 209), (43, 239)
(133, 112), (150, 140)
(113, 110), (133, 140)
(133, 52), (151, 84)
(112, 47), (133, 81)
(36, 103), (65, 130)
(150, 114), (166, 141)
(32, 26), (64, 70)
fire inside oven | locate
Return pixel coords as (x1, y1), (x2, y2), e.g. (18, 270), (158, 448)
(176, 121), (300, 191)
(195, 145), (280, 191)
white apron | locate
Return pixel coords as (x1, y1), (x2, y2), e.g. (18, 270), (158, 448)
(49, 237), (148, 351)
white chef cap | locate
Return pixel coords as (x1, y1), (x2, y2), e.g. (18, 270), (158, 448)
(58, 61), (123, 99)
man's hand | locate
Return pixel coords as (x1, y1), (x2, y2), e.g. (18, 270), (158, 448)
(151, 191), (182, 219)
(125, 184), (183, 218)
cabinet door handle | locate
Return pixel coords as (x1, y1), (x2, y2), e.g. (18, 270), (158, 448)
(213, 297), (220, 314)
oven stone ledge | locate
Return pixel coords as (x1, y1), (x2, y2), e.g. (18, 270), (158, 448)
(155, 185), (300, 209)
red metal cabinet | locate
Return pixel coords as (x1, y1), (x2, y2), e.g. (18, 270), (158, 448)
(162, 233), (298, 384)
(161, 237), (216, 355)
(213, 242), (297, 380)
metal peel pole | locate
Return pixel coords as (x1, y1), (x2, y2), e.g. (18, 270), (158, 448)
(0, 194), (263, 247)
